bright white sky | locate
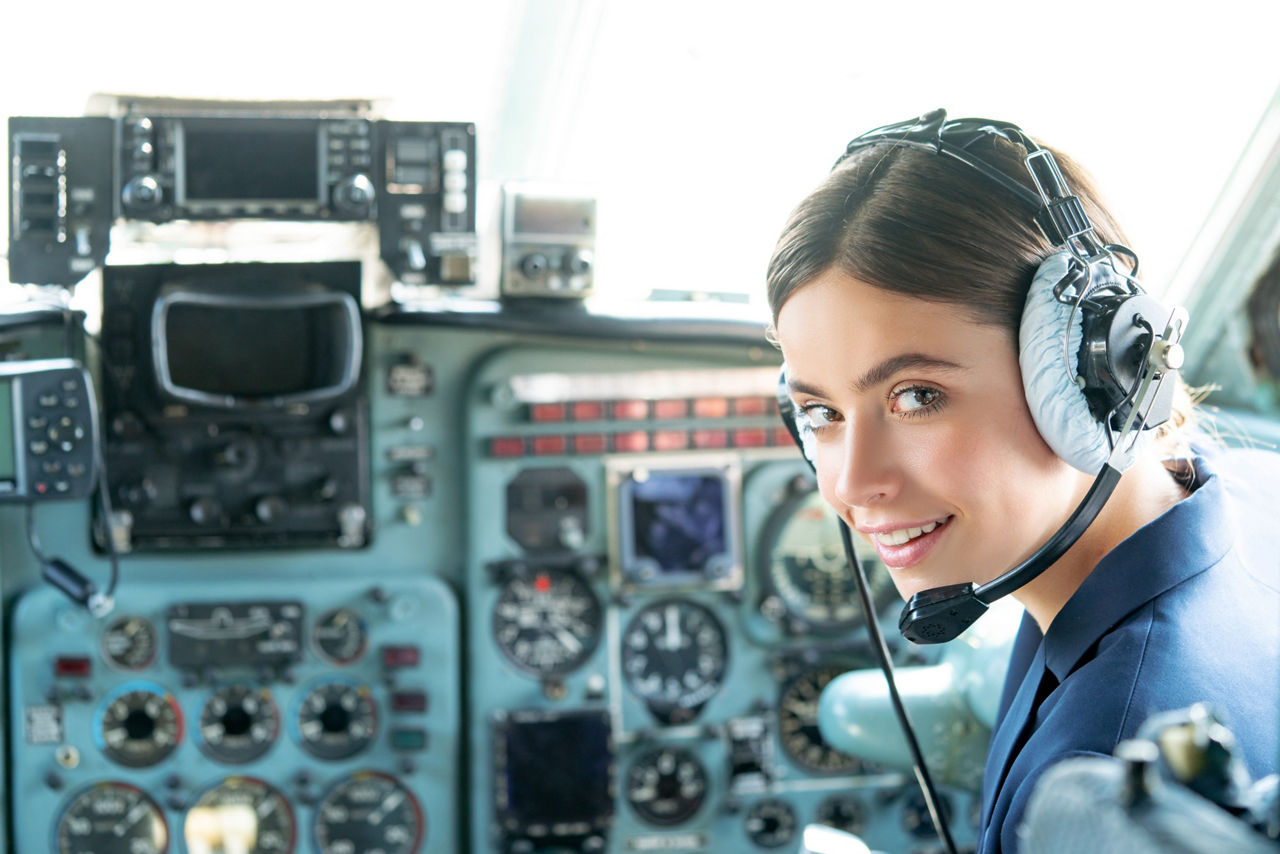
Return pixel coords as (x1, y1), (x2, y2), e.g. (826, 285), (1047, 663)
(4, 0), (1279, 308)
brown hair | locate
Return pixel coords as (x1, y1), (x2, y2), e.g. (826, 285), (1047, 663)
(766, 131), (1196, 459)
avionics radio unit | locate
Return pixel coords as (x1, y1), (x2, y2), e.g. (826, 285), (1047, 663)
(8, 110), (477, 286)
(100, 261), (371, 551)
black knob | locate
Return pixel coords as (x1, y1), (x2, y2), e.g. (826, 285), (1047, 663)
(255, 496), (289, 524)
(44, 771), (64, 791)
(188, 497), (222, 525)
(332, 173), (375, 217)
(565, 249), (594, 276)
(121, 175), (163, 213)
(520, 253), (549, 279)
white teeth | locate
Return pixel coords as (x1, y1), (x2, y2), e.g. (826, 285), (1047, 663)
(874, 518), (945, 547)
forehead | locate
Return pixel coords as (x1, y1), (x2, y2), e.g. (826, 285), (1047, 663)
(774, 269), (1013, 385)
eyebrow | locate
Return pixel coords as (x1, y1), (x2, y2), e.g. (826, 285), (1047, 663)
(789, 353), (968, 398)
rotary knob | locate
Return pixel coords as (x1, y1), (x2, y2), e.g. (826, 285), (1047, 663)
(332, 173), (375, 218)
(121, 175), (163, 214)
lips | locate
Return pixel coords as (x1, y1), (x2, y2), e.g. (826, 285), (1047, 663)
(865, 515), (953, 568)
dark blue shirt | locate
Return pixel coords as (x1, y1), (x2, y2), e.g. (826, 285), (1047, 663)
(978, 448), (1280, 853)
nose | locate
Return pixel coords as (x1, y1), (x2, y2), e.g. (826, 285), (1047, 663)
(830, 416), (899, 508)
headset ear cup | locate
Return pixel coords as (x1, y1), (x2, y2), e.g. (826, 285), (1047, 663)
(1019, 251), (1111, 474)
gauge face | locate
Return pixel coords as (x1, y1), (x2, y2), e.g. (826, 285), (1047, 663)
(95, 683), (183, 768)
(57, 782), (168, 854)
(777, 665), (871, 774)
(744, 798), (797, 849)
(199, 685), (280, 764)
(492, 566), (603, 676)
(313, 771), (424, 854)
(816, 794), (866, 836)
(185, 777), (295, 854)
(761, 486), (896, 631)
(622, 599), (728, 723)
(295, 681), (377, 760)
(625, 746), (708, 826)
(312, 607), (367, 665)
(101, 616), (158, 671)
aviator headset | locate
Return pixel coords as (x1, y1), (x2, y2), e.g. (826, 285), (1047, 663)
(776, 108), (1190, 644)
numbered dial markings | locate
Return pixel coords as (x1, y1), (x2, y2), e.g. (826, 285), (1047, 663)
(492, 566), (603, 676)
(777, 666), (869, 774)
(199, 685), (280, 765)
(295, 681), (377, 761)
(622, 600), (728, 722)
(625, 746), (708, 826)
(744, 798), (797, 849)
(101, 616), (158, 671)
(313, 772), (424, 854)
(96, 684), (184, 768)
(312, 607), (368, 665)
(57, 782), (168, 854)
(761, 488), (895, 630)
(185, 777), (295, 854)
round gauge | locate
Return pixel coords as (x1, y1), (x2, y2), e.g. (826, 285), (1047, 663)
(816, 793), (866, 836)
(294, 681), (377, 760)
(759, 484), (896, 631)
(621, 599), (728, 724)
(492, 566), (603, 676)
(101, 615), (158, 671)
(313, 771), (424, 854)
(777, 665), (870, 774)
(625, 746), (709, 826)
(199, 685), (280, 764)
(312, 607), (367, 665)
(95, 682), (183, 768)
(185, 777), (295, 854)
(744, 798), (797, 849)
(901, 789), (952, 839)
(56, 781), (168, 854)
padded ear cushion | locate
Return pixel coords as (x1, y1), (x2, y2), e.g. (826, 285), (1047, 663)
(1019, 251), (1112, 473)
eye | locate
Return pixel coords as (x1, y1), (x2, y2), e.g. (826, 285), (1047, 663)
(797, 402), (842, 429)
(890, 385), (942, 415)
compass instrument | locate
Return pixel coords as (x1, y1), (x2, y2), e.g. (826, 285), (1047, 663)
(492, 565), (603, 676)
(101, 616), (158, 671)
(621, 599), (728, 724)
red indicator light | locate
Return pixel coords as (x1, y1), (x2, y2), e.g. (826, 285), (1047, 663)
(772, 426), (796, 446)
(733, 428), (768, 448)
(572, 433), (609, 454)
(653, 399), (689, 420)
(489, 437), (527, 457)
(692, 429), (728, 449)
(733, 396), (770, 416)
(652, 430), (689, 451)
(54, 656), (92, 678)
(382, 645), (421, 669)
(693, 397), (730, 418)
(571, 401), (606, 421)
(614, 431), (650, 453)
(532, 435), (568, 456)
(611, 399), (649, 420)
(534, 573), (552, 594)
(529, 403), (566, 423)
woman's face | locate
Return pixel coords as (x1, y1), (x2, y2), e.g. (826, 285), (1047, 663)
(774, 269), (1090, 601)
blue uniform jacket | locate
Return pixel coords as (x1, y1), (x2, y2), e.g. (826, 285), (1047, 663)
(977, 448), (1280, 853)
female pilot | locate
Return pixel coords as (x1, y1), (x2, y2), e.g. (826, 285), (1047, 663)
(765, 112), (1280, 853)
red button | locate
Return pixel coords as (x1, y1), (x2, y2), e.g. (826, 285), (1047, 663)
(391, 690), (429, 712)
(529, 403), (566, 423)
(613, 431), (650, 452)
(652, 430), (689, 451)
(733, 396), (771, 416)
(489, 437), (526, 458)
(653, 399), (689, 420)
(571, 401), (606, 421)
(54, 656), (92, 678)
(611, 399), (649, 420)
(532, 435), (568, 456)
(693, 397), (730, 418)
(692, 429), (728, 449)
(733, 427), (768, 448)
(382, 645), (421, 669)
(572, 433), (609, 454)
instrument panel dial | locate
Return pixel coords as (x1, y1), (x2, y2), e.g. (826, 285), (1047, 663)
(759, 483), (896, 632)
(777, 665), (871, 774)
(492, 565), (603, 676)
(313, 771), (424, 854)
(294, 681), (377, 761)
(199, 685), (280, 765)
(622, 599), (728, 724)
(56, 782), (168, 854)
(185, 777), (295, 854)
(312, 607), (368, 666)
(95, 682), (184, 768)
(101, 615), (158, 671)
(624, 746), (708, 826)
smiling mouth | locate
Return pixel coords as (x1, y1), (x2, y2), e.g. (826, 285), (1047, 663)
(872, 517), (951, 547)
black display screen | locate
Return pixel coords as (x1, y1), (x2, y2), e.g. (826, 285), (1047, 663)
(162, 298), (352, 400)
(0, 380), (14, 490)
(497, 710), (614, 833)
(623, 471), (729, 574)
(182, 120), (319, 203)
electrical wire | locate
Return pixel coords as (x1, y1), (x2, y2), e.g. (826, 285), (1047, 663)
(840, 518), (960, 854)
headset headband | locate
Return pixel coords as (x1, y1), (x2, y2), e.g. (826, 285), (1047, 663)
(834, 108), (1110, 267)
